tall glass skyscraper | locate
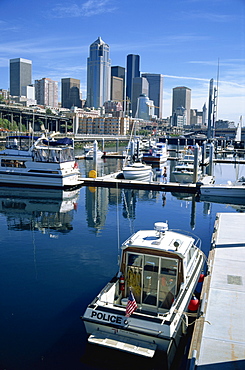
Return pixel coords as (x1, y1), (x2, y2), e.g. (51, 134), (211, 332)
(10, 58), (32, 97)
(126, 54), (140, 104)
(141, 73), (163, 119)
(87, 37), (111, 108)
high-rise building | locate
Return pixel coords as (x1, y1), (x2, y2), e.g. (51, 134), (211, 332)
(172, 86), (191, 125)
(35, 78), (58, 107)
(126, 54), (140, 106)
(10, 58), (32, 97)
(111, 66), (125, 105)
(61, 78), (81, 109)
(87, 37), (111, 108)
(141, 73), (163, 118)
(110, 76), (124, 102)
(131, 76), (149, 117)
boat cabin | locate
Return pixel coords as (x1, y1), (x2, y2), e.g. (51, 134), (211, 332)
(118, 223), (199, 314)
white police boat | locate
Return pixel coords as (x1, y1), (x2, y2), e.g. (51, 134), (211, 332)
(81, 222), (205, 368)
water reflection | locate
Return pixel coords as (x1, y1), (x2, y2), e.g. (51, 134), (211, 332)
(0, 187), (80, 233)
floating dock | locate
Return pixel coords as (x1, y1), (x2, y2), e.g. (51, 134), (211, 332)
(188, 212), (245, 369)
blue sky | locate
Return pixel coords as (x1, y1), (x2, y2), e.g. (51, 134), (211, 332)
(0, 0), (244, 123)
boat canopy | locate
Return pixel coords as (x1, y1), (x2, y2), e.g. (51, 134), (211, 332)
(42, 138), (73, 146)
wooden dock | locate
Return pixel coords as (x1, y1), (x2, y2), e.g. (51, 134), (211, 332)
(80, 175), (200, 193)
(188, 212), (245, 369)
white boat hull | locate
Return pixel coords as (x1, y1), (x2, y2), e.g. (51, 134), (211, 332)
(200, 184), (245, 198)
(0, 160), (82, 188)
(122, 163), (153, 181)
(82, 223), (205, 368)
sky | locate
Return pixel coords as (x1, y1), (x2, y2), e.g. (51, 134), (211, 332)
(0, 0), (245, 123)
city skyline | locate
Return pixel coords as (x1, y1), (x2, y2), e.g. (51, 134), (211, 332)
(0, 0), (244, 123)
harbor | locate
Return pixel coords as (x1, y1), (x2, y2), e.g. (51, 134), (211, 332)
(0, 141), (245, 370)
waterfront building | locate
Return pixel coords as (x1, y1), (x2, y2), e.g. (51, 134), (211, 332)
(77, 116), (129, 135)
(131, 76), (149, 117)
(172, 86), (191, 125)
(35, 78), (58, 107)
(10, 58), (32, 97)
(126, 54), (140, 109)
(87, 37), (111, 108)
(141, 73), (163, 118)
(61, 78), (81, 109)
(135, 93), (155, 120)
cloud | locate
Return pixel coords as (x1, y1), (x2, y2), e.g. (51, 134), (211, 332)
(50, 0), (117, 18)
(180, 10), (237, 22)
(0, 20), (19, 32)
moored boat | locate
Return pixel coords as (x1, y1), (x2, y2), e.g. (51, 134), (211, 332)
(172, 162), (202, 183)
(200, 176), (245, 198)
(0, 134), (83, 189)
(82, 222), (205, 368)
(142, 142), (168, 164)
(122, 162), (153, 181)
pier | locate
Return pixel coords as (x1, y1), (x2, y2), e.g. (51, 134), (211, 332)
(188, 212), (245, 369)
(79, 174), (214, 193)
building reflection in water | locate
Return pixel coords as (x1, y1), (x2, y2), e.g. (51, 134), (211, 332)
(0, 187), (80, 234)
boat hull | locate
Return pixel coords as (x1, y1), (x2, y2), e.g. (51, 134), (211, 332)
(200, 184), (245, 198)
(0, 157), (82, 189)
(122, 164), (153, 181)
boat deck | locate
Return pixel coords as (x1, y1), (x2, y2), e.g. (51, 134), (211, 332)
(188, 212), (245, 369)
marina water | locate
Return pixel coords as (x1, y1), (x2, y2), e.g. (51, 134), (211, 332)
(0, 146), (244, 370)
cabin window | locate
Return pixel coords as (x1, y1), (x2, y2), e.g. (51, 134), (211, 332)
(158, 258), (178, 309)
(1, 159), (26, 168)
(125, 252), (179, 310)
(142, 256), (159, 306)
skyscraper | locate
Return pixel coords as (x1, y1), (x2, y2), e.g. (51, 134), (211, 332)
(126, 54), (140, 105)
(172, 86), (191, 125)
(141, 73), (163, 118)
(131, 76), (149, 117)
(111, 66), (125, 105)
(10, 58), (32, 97)
(35, 78), (58, 107)
(61, 78), (81, 109)
(87, 37), (111, 108)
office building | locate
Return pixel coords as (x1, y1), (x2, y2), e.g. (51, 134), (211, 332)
(35, 78), (58, 107)
(87, 37), (111, 108)
(110, 76), (124, 102)
(126, 54), (140, 106)
(141, 73), (163, 118)
(10, 58), (32, 97)
(172, 86), (191, 125)
(61, 78), (81, 109)
(111, 66), (125, 105)
(131, 76), (149, 117)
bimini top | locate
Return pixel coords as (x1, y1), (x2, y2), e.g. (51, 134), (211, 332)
(122, 222), (197, 257)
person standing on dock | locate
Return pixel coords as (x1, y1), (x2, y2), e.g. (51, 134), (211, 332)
(163, 166), (167, 183)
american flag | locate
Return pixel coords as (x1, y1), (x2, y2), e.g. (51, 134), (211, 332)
(125, 291), (137, 317)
